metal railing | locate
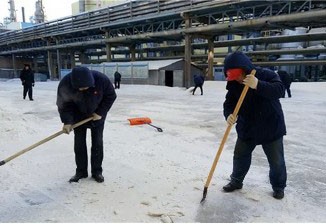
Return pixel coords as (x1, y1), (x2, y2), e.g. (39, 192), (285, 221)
(0, 0), (211, 44)
(0, 0), (325, 56)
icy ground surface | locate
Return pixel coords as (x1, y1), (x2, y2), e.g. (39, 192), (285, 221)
(0, 79), (325, 222)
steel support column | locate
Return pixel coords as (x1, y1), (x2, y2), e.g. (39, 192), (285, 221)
(105, 31), (112, 62)
(53, 38), (61, 79)
(79, 51), (88, 64)
(130, 44), (136, 61)
(184, 13), (192, 88)
(33, 56), (39, 73)
(11, 53), (16, 78)
(63, 52), (69, 69)
(70, 50), (75, 68)
(207, 37), (214, 80)
(106, 43), (112, 61)
(56, 48), (61, 80)
(47, 50), (54, 80)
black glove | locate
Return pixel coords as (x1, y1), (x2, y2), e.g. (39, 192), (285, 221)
(32, 83), (35, 87)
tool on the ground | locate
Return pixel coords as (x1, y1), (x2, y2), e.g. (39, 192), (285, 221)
(200, 69), (256, 203)
(0, 117), (94, 166)
(128, 117), (163, 132)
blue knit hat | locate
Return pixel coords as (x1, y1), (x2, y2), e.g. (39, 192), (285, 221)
(70, 66), (94, 89)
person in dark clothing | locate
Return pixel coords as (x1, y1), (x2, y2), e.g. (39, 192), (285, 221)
(192, 74), (205, 95)
(222, 51), (287, 199)
(20, 64), (35, 101)
(114, 71), (121, 89)
(56, 66), (117, 183)
(277, 70), (292, 98)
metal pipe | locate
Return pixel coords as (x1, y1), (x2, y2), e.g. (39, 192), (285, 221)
(184, 10), (326, 35)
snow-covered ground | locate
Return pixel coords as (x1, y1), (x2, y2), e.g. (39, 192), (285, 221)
(0, 79), (325, 222)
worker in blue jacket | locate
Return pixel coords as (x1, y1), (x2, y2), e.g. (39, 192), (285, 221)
(192, 73), (205, 95)
(57, 66), (116, 183)
(222, 51), (287, 199)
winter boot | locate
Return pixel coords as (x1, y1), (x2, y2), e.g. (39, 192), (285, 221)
(223, 182), (243, 192)
(92, 173), (104, 183)
(69, 172), (88, 183)
(273, 190), (284, 199)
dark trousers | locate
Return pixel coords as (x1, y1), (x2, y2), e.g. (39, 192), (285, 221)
(230, 137), (287, 191)
(114, 80), (120, 89)
(282, 85), (291, 98)
(73, 124), (104, 175)
(192, 84), (203, 95)
(285, 85), (292, 97)
(23, 85), (33, 100)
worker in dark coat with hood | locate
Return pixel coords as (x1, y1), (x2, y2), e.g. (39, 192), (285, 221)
(192, 73), (205, 95)
(114, 71), (122, 89)
(20, 64), (35, 101)
(222, 51), (287, 199)
(277, 70), (292, 98)
(57, 66), (117, 183)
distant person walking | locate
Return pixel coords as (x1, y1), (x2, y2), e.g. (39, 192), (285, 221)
(278, 70), (292, 98)
(192, 74), (205, 95)
(114, 71), (122, 89)
(20, 64), (35, 101)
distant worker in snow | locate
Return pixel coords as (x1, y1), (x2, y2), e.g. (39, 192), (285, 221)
(277, 70), (292, 98)
(56, 66), (117, 183)
(222, 51), (287, 199)
(20, 64), (35, 101)
(192, 73), (205, 95)
(114, 70), (122, 89)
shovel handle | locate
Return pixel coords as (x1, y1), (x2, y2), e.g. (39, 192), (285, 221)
(202, 69), (256, 197)
(147, 123), (163, 132)
(0, 117), (93, 166)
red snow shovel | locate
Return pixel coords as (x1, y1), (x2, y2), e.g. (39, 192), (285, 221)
(0, 117), (94, 166)
(200, 69), (256, 203)
(128, 117), (163, 132)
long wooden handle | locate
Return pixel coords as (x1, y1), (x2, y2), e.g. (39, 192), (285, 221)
(204, 69), (256, 188)
(0, 117), (93, 166)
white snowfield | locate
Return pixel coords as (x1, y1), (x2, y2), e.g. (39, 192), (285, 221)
(0, 79), (325, 222)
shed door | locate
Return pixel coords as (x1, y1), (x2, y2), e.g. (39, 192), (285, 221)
(165, 70), (173, 87)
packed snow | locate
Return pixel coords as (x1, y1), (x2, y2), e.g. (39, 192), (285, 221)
(0, 79), (325, 222)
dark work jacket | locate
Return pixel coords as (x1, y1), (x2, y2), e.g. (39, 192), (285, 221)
(194, 74), (204, 86)
(56, 70), (117, 126)
(20, 68), (35, 86)
(278, 70), (292, 87)
(114, 71), (121, 81)
(223, 52), (286, 144)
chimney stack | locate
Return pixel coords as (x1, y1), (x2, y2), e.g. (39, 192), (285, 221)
(22, 7), (26, 22)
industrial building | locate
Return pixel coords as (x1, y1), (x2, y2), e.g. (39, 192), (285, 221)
(79, 59), (203, 87)
(0, 0), (326, 87)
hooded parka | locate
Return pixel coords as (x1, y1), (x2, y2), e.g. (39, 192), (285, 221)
(223, 51), (286, 145)
(56, 67), (116, 126)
